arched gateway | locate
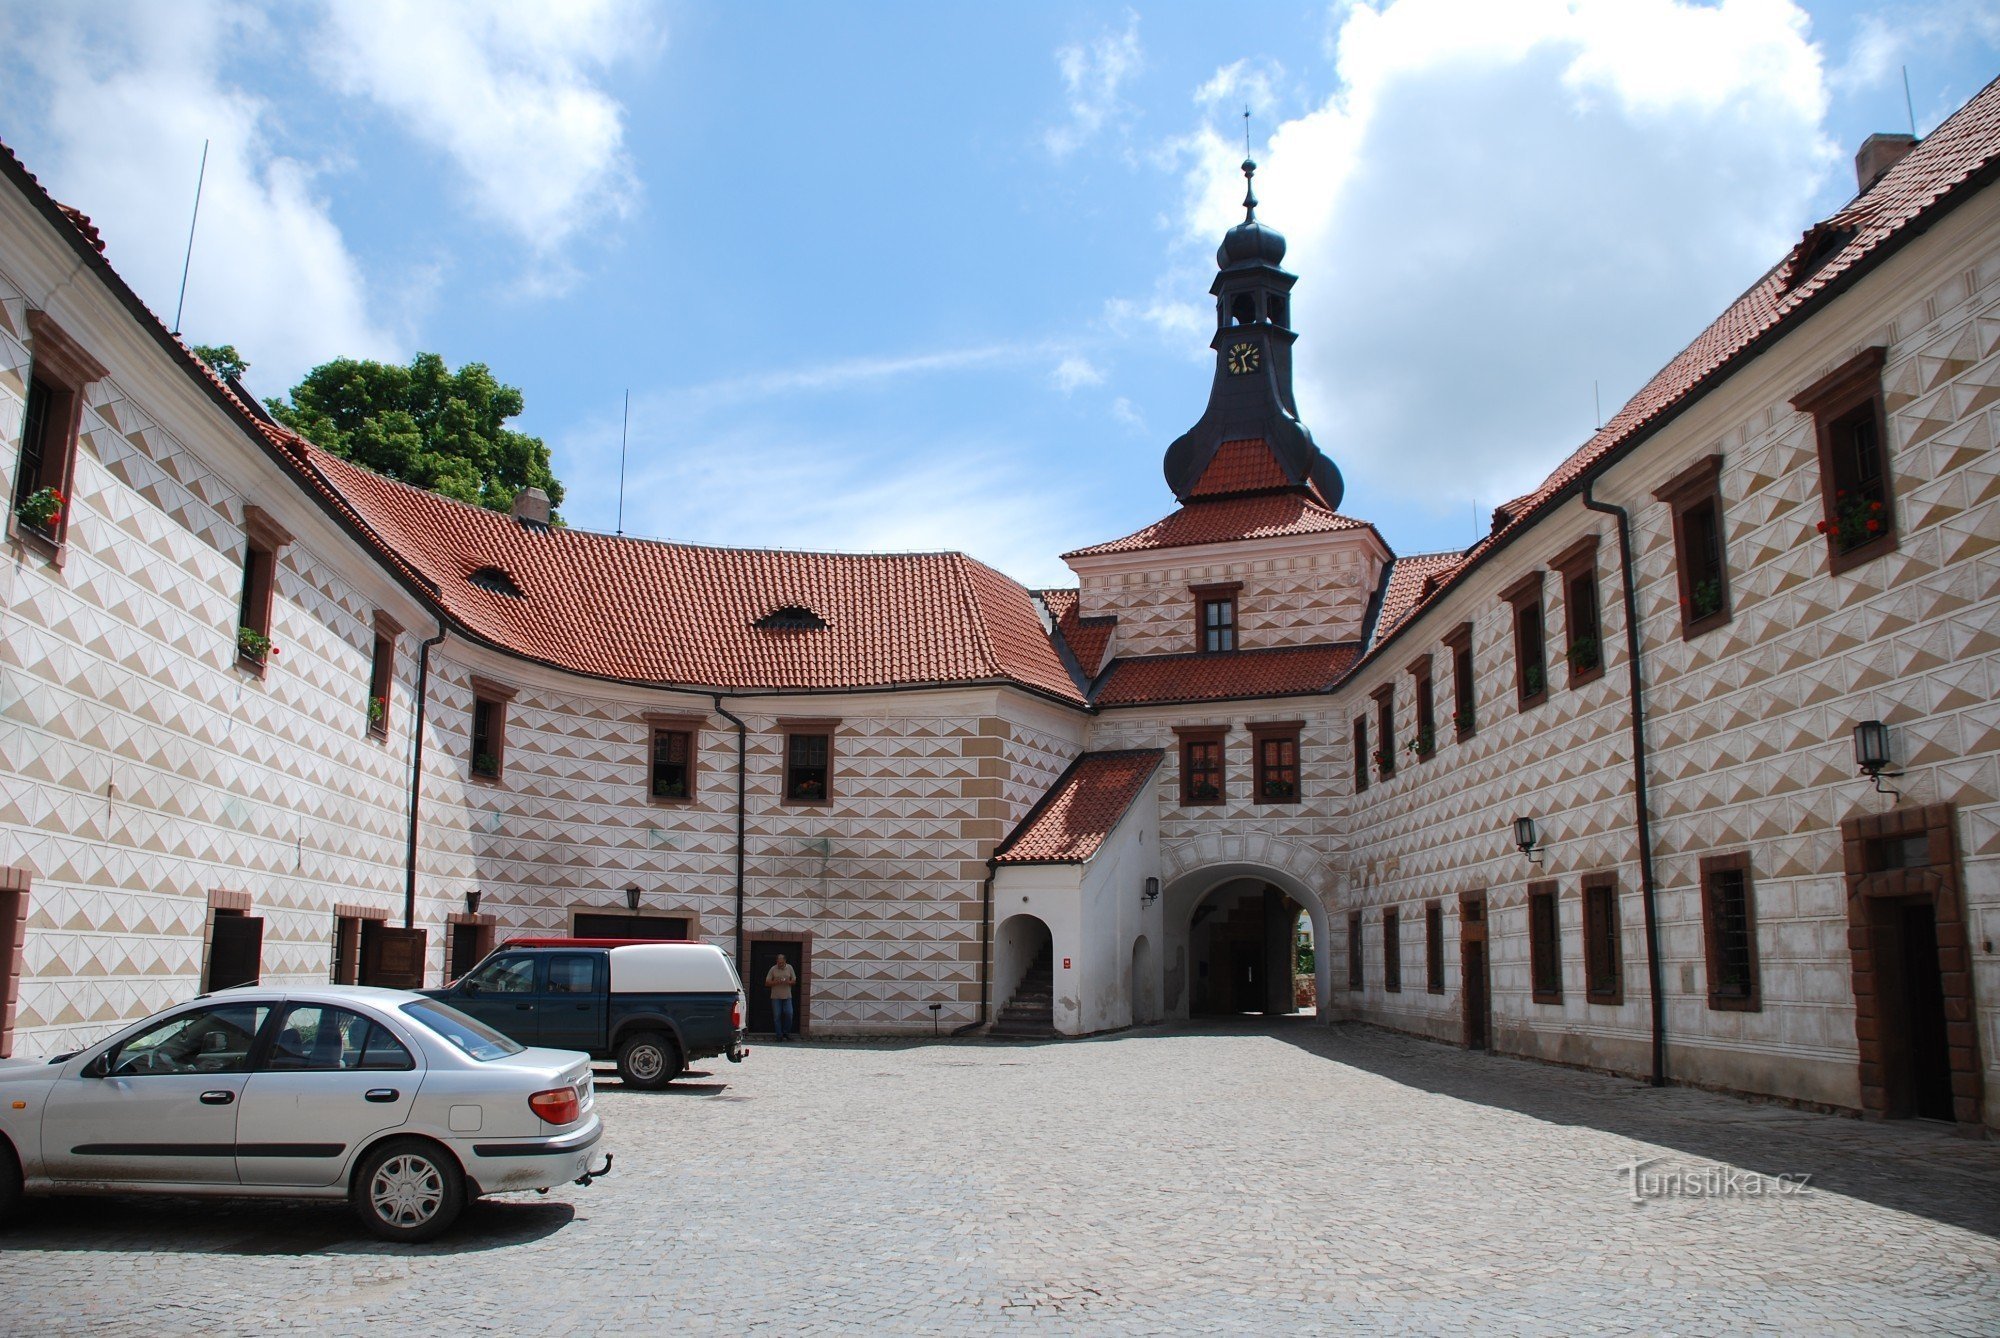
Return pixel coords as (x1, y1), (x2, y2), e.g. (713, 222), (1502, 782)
(1157, 854), (1333, 1023)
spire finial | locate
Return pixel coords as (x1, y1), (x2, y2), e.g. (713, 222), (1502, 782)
(1241, 105), (1259, 220)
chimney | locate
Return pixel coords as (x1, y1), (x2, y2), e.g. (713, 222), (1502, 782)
(1855, 133), (1917, 194)
(511, 486), (551, 527)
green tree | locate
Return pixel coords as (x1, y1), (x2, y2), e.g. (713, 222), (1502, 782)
(193, 343), (249, 381)
(267, 352), (564, 517)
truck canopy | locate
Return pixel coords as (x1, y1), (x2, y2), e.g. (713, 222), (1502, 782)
(608, 943), (741, 995)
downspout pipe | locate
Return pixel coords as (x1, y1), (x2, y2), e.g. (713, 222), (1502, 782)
(952, 858), (998, 1037)
(404, 623), (449, 929)
(1581, 479), (1667, 1088)
(709, 695), (749, 967)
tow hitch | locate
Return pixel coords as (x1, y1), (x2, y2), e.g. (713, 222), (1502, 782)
(728, 1045), (748, 1063)
(574, 1153), (614, 1187)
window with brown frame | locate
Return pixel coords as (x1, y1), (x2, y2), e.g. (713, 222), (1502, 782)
(1, 866), (28, 1058)
(1178, 727), (1226, 805)
(781, 721), (836, 804)
(1654, 454), (1731, 637)
(1551, 535), (1603, 688)
(366, 613), (399, 738)
(234, 507), (291, 675)
(1501, 572), (1548, 707)
(1372, 684), (1396, 778)
(1527, 880), (1561, 1003)
(1700, 852), (1760, 1011)
(1581, 872), (1623, 1004)
(648, 724), (697, 802)
(1383, 907), (1402, 993)
(1445, 622), (1476, 739)
(1347, 911), (1364, 991)
(469, 678), (515, 781)
(1425, 902), (1445, 993)
(1408, 656), (1436, 761)
(1352, 716), (1369, 793)
(1792, 347), (1894, 574)
(8, 311), (105, 560)
(1192, 582), (1241, 653)
(1249, 722), (1301, 803)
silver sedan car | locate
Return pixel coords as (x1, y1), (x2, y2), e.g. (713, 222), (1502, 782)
(0, 985), (610, 1242)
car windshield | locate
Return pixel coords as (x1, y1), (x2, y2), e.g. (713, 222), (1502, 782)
(401, 999), (525, 1060)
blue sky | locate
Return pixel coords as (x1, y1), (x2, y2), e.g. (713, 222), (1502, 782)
(3, 1), (1998, 588)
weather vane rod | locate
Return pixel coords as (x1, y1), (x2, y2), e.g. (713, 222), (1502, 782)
(172, 139), (208, 337)
(616, 389), (630, 536)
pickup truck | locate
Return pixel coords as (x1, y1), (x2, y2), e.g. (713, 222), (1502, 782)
(424, 939), (747, 1088)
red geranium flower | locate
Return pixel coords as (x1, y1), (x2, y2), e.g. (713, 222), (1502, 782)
(1870, 501), (1882, 511)
(1816, 520), (1830, 534)
(1866, 519), (1881, 532)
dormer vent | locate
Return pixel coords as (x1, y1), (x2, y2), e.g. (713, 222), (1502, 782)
(756, 605), (826, 631)
(468, 565), (524, 597)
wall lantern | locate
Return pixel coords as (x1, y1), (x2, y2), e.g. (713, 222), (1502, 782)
(1852, 720), (1902, 797)
(464, 889), (481, 916)
(625, 885), (642, 912)
(1513, 816), (1543, 864)
(1142, 876), (1160, 906)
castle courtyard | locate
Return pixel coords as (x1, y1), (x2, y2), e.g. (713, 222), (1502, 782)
(5, 1025), (1997, 1335)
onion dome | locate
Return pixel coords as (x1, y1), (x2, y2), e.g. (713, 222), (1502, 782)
(1217, 160), (1286, 268)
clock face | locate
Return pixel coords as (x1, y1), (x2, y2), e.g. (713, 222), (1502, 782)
(1227, 342), (1261, 375)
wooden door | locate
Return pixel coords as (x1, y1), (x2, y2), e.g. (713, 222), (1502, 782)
(360, 924), (428, 989)
(1460, 893), (1490, 1051)
(748, 939), (804, 1036)
(207, 912), (264, 990)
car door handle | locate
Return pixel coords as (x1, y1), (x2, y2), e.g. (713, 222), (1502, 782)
(199, 1090), (235, 1106)
(365, 1089), (401, 1103)
(574, 1004), (591, 1012)
(515, 1003), (533, 1011)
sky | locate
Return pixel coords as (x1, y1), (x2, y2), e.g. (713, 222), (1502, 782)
(2, 1), (1997, 590)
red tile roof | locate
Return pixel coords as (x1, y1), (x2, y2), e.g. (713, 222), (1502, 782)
(1037, 588), (1116, 680)
(1092, 643), (1361, 707)
(1064, 493), (1368, 559)
(1373, 76), (2000, 656)
(993, 749), (1164, 864)
(1372, 551), (1466, 645)
(1186, 438), (1292, 497)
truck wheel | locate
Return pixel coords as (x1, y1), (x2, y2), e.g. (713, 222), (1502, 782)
(352, 1137), (465, 1244)
(0, 1137), (21, 1225)
(616, 1031), (682, 1089)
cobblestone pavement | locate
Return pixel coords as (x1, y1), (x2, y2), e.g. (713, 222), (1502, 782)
(5, 1018), (2000, 1335)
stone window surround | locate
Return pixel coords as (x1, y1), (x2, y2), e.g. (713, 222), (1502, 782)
(1580, 870), (1624, 1006)
(1527, 879), (1562, 1004)
(778, 717), (839, 807)
(6, 310), (106, 566)
(0, 865), (29, 1059)
(235, 506), (293, 679)
(1550, 533), (1605, 690)
(1425, 900), (1445, 995)
(1443, 621), (1476, 740)
(1346, 909), (1363, 992)
(1383, 905), (1402, 993)
(1247, 719), (1302, 805)
(1699, 851), (1761, 1013)
(1840, 802), (1980, 1126)
(745, 929), (813, 1036)
(1173, 723), (1228, 807)
(1190, 580), (1242, 654)
(1653, 453), (1732, 639)
(367, 611), (401, 740)
(1407, 653), (1436, 762)
(1371, 683), (1396, 778)
(468, 677), (518, 783)
(332, 902), (391, 986)
(1499, 571), (1549, 710)
(1792, 346), (1896, 576)
(644, 712), (706, 806)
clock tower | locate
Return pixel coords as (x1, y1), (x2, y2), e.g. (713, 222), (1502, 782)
(1161, 159), (1344, 510)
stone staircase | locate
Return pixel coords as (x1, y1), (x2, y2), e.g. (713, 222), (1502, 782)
(990, 942), (1055, 1038)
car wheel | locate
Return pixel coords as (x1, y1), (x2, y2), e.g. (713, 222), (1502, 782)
(616, 1030), (682, 1089)
(0, 1137), (21, 1225)
(352, 1137), (465, 1244)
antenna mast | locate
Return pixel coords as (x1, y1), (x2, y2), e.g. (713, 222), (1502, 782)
(172, 140), (209, 337)
(1902, 65), (1917, 136)
(616, 389), (630, 536)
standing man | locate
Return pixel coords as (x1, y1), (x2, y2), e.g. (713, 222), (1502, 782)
(766, 953), (798, 1042)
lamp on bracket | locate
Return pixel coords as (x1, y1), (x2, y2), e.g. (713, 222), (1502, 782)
(464, 889), (481, 916)
(1142, 876), (1160, 906)
(1513, 816), (1543, 865)
(625, 885), (642, 912)
(1852, 719), (1903, 798)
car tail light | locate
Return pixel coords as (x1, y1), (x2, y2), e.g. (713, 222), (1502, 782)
(529, 1086), (581, 1126)
(732, 998), (744, 1031)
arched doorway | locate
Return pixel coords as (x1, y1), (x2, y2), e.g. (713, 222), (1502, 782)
(993, 913), (1055, 1036)
(1157, 856), (1333, 1023)
(1130, 934), (1156, 1025)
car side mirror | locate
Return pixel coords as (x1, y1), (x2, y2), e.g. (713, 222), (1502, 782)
(459, 980), (480, 996)
(81, 1053), (111, 1079)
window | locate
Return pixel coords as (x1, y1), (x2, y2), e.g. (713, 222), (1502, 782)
(1372, 685), (1396, 778)
(1408, 657), (1436, 762)
(1792, 347), (1894, 574)
(546, 954), (597, 994)
(781, 719), (837, 804)
(1654, 454), (1731, 637)
(469, 677), (515, 780)
(463, 954), (536, 994)
(467, 565), (524, 597)
(234, 507), (291, 674)
(1425, 902), (1445, 994)
(647, 715), (702, 802)
(104, 1002), (272, 1077)
(1527, 881), (1561, 1003)
(1250, 722), (1301, 803)
(1192, 582), (1241, 653)
(8, 311), (105, 558)
(1347, 911), (1364, 991)
(400, 1000), (525, 1060)
(1352, 717), (1369, 793)
(447, 917), (497, 982)
(0, 867), (27, 1058)
(756, 604), (826, 631)
(1501, 572), (1548, 707)
(1445, 622), (1476, 739)
(1700, 852), (1760, 1011)
(367, 613), (399, 738)
(1177, 727), (1226, 805)
(205, 902), (264, 991)
(1383, 908), (1402, 993)
(1581, 873), (1623, 1004)
(1551, 535), (1603, 688)
(267, 1003), (414, 1072)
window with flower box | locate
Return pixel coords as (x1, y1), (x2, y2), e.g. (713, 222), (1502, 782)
(1444, 622), (1476, 740)
(235, 507), (291, 676)
(1372, 684), (1396, 779)
(469, 677), (516, 781)
(1500, 572), (1548, 708)
(1352, 716), (1369, 794)
(780, 718), (837, 805)
(1654, 454), (1731, 638)
(366, 613), (399, 739)
(1383, 907), (1402, 993)
(646, 714), (703, 803)
(1407, 655), (1436, 762)
(1792, 347), (1894, 574)
(1177, 726), (1227, 806)
(8, 311), (105, 562)
(1527, 880), (1562, 1004)
(1551, 534), (1604, 688)
(1249, 721), (1301, 804)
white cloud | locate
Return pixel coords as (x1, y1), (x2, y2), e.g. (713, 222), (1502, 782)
(1111, 396), (1146, 431)
(684, 342), (1056, 405)
(1834, 3), (2000, 129)
(1051, 354), (1106, 393)
(1174, 0), (1837, 512)
(1045, 13), (1144, 159)
(315, 0), (653, 278)
(0, 1), (399, 393)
